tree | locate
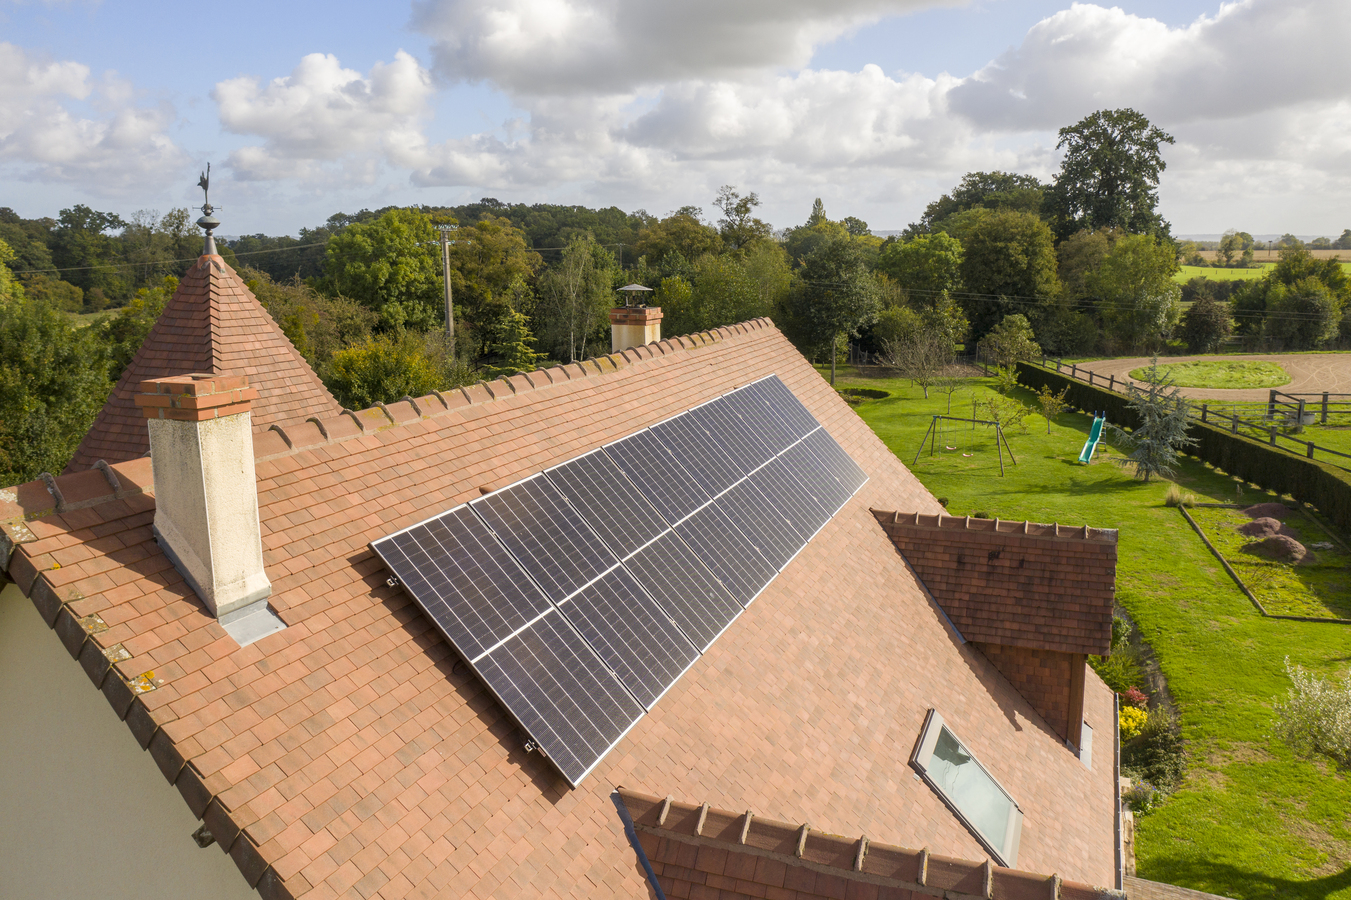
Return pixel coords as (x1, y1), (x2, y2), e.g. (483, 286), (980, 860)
(1180, 294), (1233, 354)
(1056, 228), (1119, 301)
(326, 333), (462, 410)
(444, 216), (543, 354)
(1035, 384), (1069, 434)
(1273, 658), (1351, 768)
(1043, 109), (1175, 240)
(98, 276), (176, 380)
(537, 236), (617, 363)
(1108, 359), (1196, 482)
(240, 267), (376, 378)
(906, 171), (1045, 237)
(958, 210), (1060, 339)
(881, 327), (949, 399)
(52, 204), (129, 303)
(323, 208), (442, 331)
(875, 233), (963, 306)
(979, 314), (1041, 368)
(633, 213), (722, 264)
(1333, 229), (1351, 251)
(712, 186), (772, 251)
(1264, 278), (1341, 349)
(483, 310), (545, 377)
(1091, 234), (1181, 354)
(0, 290), (111, 484)
(19, 274), (82, 312)
(784, 236), (880, 384)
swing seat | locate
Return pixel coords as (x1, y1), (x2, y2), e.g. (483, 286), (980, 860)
(962, 452), (974, 458)
(944, 445), (956, 451)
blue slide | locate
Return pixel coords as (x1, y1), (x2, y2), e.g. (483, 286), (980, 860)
(1079, 415), (1105, 464)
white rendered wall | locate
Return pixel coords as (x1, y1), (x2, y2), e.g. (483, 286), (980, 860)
(0, 582), (256, 900)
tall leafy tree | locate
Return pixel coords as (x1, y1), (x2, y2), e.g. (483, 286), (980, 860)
(323, 208), (442, 331)
(1044, 109), (1175, 240)
(1180, 294), (1233, 353)
(0, 280), (111, 484)
(445, 215), (543, 353)
(784, 236), (880, 384)
(537, 236), (617, 363)
(1091, 233), (1181, 353)
(52, 204), (128, 304)
(875, 232), (963, 306)
(957, 209), (1060, 340)
(906, 171), (1045, 237)
(712, 185), (772, 251)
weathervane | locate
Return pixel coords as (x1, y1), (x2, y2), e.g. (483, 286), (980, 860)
(196, 163), (221, 256)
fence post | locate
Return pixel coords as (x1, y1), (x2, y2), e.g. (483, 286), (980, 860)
(1232, 417), (1238, 434)
(1298, 399), (1306, 425)
(1072, 364), (1078, 379)
(1088, 370), (1094, 385)
(1268, 389), (1277, 419)
(1202, 404), (1208, 424)
(1270, 426), (1277, 446)
(1308, 442), (1316, 459)
(1110, 373), (1116, 391)
(1323, 393), (1329, 425)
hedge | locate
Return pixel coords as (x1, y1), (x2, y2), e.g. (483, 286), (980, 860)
(1016, 362), (1351, 534)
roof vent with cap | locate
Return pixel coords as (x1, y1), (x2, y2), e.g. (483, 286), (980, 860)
(135, 373), (284, 645)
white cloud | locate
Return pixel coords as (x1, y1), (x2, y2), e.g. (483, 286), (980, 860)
(410, 0), (953, 94)
(0, 42), (185, 193)
(214, 51), (433, 181)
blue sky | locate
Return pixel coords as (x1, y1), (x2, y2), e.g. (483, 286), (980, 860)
(3, 0), (1348, 236)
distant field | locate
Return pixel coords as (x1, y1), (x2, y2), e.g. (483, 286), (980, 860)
(1174, 262), (1351, 284)
(1195, 248), (1348, 262)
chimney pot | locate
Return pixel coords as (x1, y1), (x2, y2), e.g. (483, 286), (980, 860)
(136, 374), (271, 619)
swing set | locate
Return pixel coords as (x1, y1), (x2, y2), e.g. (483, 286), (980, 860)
(912, 415), (1018, 476)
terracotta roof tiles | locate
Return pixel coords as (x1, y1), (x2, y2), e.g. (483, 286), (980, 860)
(5, 319), (1120, 900)
(66, 255), (341, 471)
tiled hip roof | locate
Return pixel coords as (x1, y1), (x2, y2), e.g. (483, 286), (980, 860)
(66, 255), (340, 472)
(4, 320), (1120, 899)
(873, 511), (1117, 656)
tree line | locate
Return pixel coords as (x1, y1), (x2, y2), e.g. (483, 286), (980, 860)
(3, 106), (1349, 486)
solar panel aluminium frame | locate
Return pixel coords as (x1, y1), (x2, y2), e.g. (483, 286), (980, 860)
(372, 373), (868, 786)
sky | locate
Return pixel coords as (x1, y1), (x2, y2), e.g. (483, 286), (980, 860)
(3, 0), (1349, 237)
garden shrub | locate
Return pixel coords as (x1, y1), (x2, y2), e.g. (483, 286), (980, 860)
(1120, 706), (1148, 739)
(1090, 648), (1144, 693)
(1122, 686), (1149, 709)
(1121, 778), (1162, 814)
(1123, 707), (1187, 793)
(1272, 657), (1351, 767)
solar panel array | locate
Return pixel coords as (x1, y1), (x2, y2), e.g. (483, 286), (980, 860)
(372, 375), (867, 786)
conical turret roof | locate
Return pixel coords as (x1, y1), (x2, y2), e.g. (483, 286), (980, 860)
(67, 254), (342, 471)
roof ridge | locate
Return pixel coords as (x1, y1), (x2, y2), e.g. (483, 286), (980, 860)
(872, 508), (1118, 544)
(252, 316), (778, 462)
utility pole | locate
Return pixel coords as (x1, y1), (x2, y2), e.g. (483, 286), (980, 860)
(437, 224), (458, 342)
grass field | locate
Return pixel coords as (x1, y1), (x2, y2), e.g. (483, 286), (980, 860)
(824, 366), (1351, 899)
(1174, 262), (1351, 284)
(1129, 360), (1291, 390)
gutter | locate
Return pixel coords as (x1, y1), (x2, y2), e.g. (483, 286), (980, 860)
(1114, 690), (1124, 891)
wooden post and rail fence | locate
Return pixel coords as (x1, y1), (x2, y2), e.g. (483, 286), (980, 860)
(1036, 355), (1351, 472)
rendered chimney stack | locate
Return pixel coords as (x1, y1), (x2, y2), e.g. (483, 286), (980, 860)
(609, 305), (663, 353)
(134, 374), (271, 618)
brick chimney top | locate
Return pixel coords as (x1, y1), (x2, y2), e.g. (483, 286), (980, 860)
(134, 373), (259, 422)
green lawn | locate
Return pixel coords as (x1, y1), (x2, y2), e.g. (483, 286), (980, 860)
(824, 367), (1351, 899)
(1129, 361), (1291, 390)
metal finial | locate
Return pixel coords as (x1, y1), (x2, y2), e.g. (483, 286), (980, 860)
(196, 162), (220, 255)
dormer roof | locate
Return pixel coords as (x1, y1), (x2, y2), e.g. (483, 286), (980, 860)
(66, 255), (341, 471)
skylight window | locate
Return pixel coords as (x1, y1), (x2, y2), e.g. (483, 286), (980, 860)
(911, 710), (1023, 866)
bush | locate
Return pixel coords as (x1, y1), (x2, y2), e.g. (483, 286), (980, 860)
(1120, 706), (1148, 739)
(1091, 647), (1144, 693)
(1163, 483), (1196, 508)
(1272, 657), (1351, 766)
(1123, 707), (1187, 792)
(326, 332), (472, 410)
(1122, 779), (1162, 814)
(1122, 686), (1150, 709)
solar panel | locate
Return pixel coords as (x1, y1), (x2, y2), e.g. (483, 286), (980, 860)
(373, 508), (553, 661)
(675, 504), (778, 605)
(544, 451), (667, 557)
(623, 532), (742, 651)
(802, 428), (868, 495)
(471, 476), (616, 603)
(477, 611), (644, 786)
(374, 372), (870, 786)
(557, 568), (698, 709)
(651, 411), (743, 496)
(749, 376), (818, 439)
(605, 429), (709, 523)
